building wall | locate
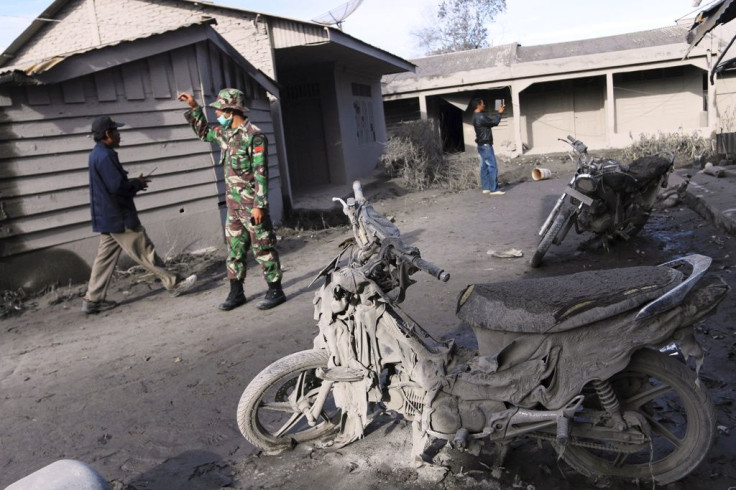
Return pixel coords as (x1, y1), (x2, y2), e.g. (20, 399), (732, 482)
(334, 69), (390, 182)
(716, 72), (736, 132)
(521, 77), (606, 153)
(0, 41), (278, 291)
(613, 67), (704, 136)
(10, 0), (276, 78)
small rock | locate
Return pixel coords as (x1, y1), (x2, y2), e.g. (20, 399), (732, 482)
(416, 464), (449, 483)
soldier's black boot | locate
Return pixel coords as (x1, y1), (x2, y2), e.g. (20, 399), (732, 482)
(257, 281), (286, 310)
(219, 279), (246, 311)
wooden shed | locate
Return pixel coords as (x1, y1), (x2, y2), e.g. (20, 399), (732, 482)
(0, 20), (280, 291)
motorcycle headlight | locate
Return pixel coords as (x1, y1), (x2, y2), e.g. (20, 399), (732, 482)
(575, 174), (597, 194)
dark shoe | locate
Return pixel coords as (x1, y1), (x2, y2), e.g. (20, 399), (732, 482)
(219, 279), (246, 311)
(171, 274), (197, 297)
(219, 291), (247, 311)
(257, 287), (286, 310)
(82, 298), (118, 315)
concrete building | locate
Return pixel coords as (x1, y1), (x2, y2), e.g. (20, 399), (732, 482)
(0, 0), (413, 291)
(382, 24), (736, 156)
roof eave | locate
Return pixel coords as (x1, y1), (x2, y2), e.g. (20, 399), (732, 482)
(0, 0), (71, 68)
(326, 29), (415, 74)
(1, 21), (280, 97)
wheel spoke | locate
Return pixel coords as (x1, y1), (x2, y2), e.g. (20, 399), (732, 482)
(293, 372), (308, 400)
(642, 412), (682, 449)
(259, 401), (296, 413)
(273, 412), (305, 437)
(623, 382), (673, 409)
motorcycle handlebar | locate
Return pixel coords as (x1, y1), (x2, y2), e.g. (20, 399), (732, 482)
(352, 180), (365, 203)
(409, 255), (450, 282)
(345, 180), (449, 282)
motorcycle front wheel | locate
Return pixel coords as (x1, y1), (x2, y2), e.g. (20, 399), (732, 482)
(557, 349), (715, 485)
(236, 349), (339, 453)
(531, 207), (571, 268)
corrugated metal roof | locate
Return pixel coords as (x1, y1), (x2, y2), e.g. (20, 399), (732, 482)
(687, 0), (736, 46)
(388, 43), (516, 81)
(270, 18), (330, 49)
(518, 26), (689, 62)
(1, 0), (413, 73)
(0, 18), (217, 81)
(389, 25), (690, 82)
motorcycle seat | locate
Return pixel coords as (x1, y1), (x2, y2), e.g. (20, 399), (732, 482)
(599, 155), (671, 193)
(626, 155), (672, 183)
(456, 266), (683, 334)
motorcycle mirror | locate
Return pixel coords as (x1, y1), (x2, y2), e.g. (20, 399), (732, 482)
(332, 197), (349, 214)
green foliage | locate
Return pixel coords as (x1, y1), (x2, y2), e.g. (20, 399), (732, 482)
(621, 131), (713, 166)
(415, 0), (507, 55)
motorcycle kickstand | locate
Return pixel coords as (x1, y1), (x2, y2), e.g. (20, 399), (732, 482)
(490, 440), (512, 479)
(411, 420), (448, 467)
(411, 420), (432, 466)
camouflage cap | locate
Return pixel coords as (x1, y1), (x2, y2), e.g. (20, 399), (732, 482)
(209, 88), (249, 113)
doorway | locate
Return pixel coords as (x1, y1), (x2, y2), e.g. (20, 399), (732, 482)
(281, 83), (330, 189)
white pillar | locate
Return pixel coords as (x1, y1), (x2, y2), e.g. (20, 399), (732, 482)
(419, 95), (428, 121)
(606, 72), (615, 145)
(511, 85), (523, 154)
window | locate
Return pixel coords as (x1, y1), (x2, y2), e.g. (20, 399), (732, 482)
(351, 83), (371, 97)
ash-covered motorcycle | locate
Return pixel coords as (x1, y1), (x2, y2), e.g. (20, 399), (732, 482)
(236, 181), (727, 485)
(531, 136), (675, 267)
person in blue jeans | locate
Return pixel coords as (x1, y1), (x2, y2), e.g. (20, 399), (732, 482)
(471, 98), (506, 195)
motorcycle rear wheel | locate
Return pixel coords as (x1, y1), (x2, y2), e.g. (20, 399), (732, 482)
(556, 349), (715, 485)
(531, 208), (571, 268)
(236, 349), (339, 453)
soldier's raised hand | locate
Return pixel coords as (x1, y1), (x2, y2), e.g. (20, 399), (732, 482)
(177, 92), (198, 108)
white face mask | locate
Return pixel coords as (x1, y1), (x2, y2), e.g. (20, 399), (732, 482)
(217, 113), (233, 128)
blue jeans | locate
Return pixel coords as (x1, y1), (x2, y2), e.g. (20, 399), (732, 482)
(477, 144), (499, 191)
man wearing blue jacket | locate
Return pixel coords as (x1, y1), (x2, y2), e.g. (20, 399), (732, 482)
(81, 116), (196, 314)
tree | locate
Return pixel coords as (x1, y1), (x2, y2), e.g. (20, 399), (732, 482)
(414, 0), (506, 55)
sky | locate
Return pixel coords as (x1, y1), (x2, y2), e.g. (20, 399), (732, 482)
(0, 0), (714, 61)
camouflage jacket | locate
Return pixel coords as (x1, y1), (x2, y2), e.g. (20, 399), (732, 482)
(185, 106), (269, 209)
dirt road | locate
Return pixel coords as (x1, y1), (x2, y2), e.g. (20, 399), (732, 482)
(2, 176), (734, 489)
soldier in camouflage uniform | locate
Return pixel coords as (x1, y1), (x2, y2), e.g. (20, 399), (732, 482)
(178, 89), (286, 311)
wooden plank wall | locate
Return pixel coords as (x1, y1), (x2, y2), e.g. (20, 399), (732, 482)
(0, 40), (281, 263)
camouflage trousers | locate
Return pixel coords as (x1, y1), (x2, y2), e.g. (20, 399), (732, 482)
(224, 204), (282, 284)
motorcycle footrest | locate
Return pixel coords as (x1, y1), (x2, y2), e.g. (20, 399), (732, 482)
(556, 415), (570, 445)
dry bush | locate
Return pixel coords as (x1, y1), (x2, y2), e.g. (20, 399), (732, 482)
(621, 131), (713, 166)
(381, 120), (482, 191)
(440, 153), (480, 191)
(380, 120), (444, 190)
(1, 288), (26, 318)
